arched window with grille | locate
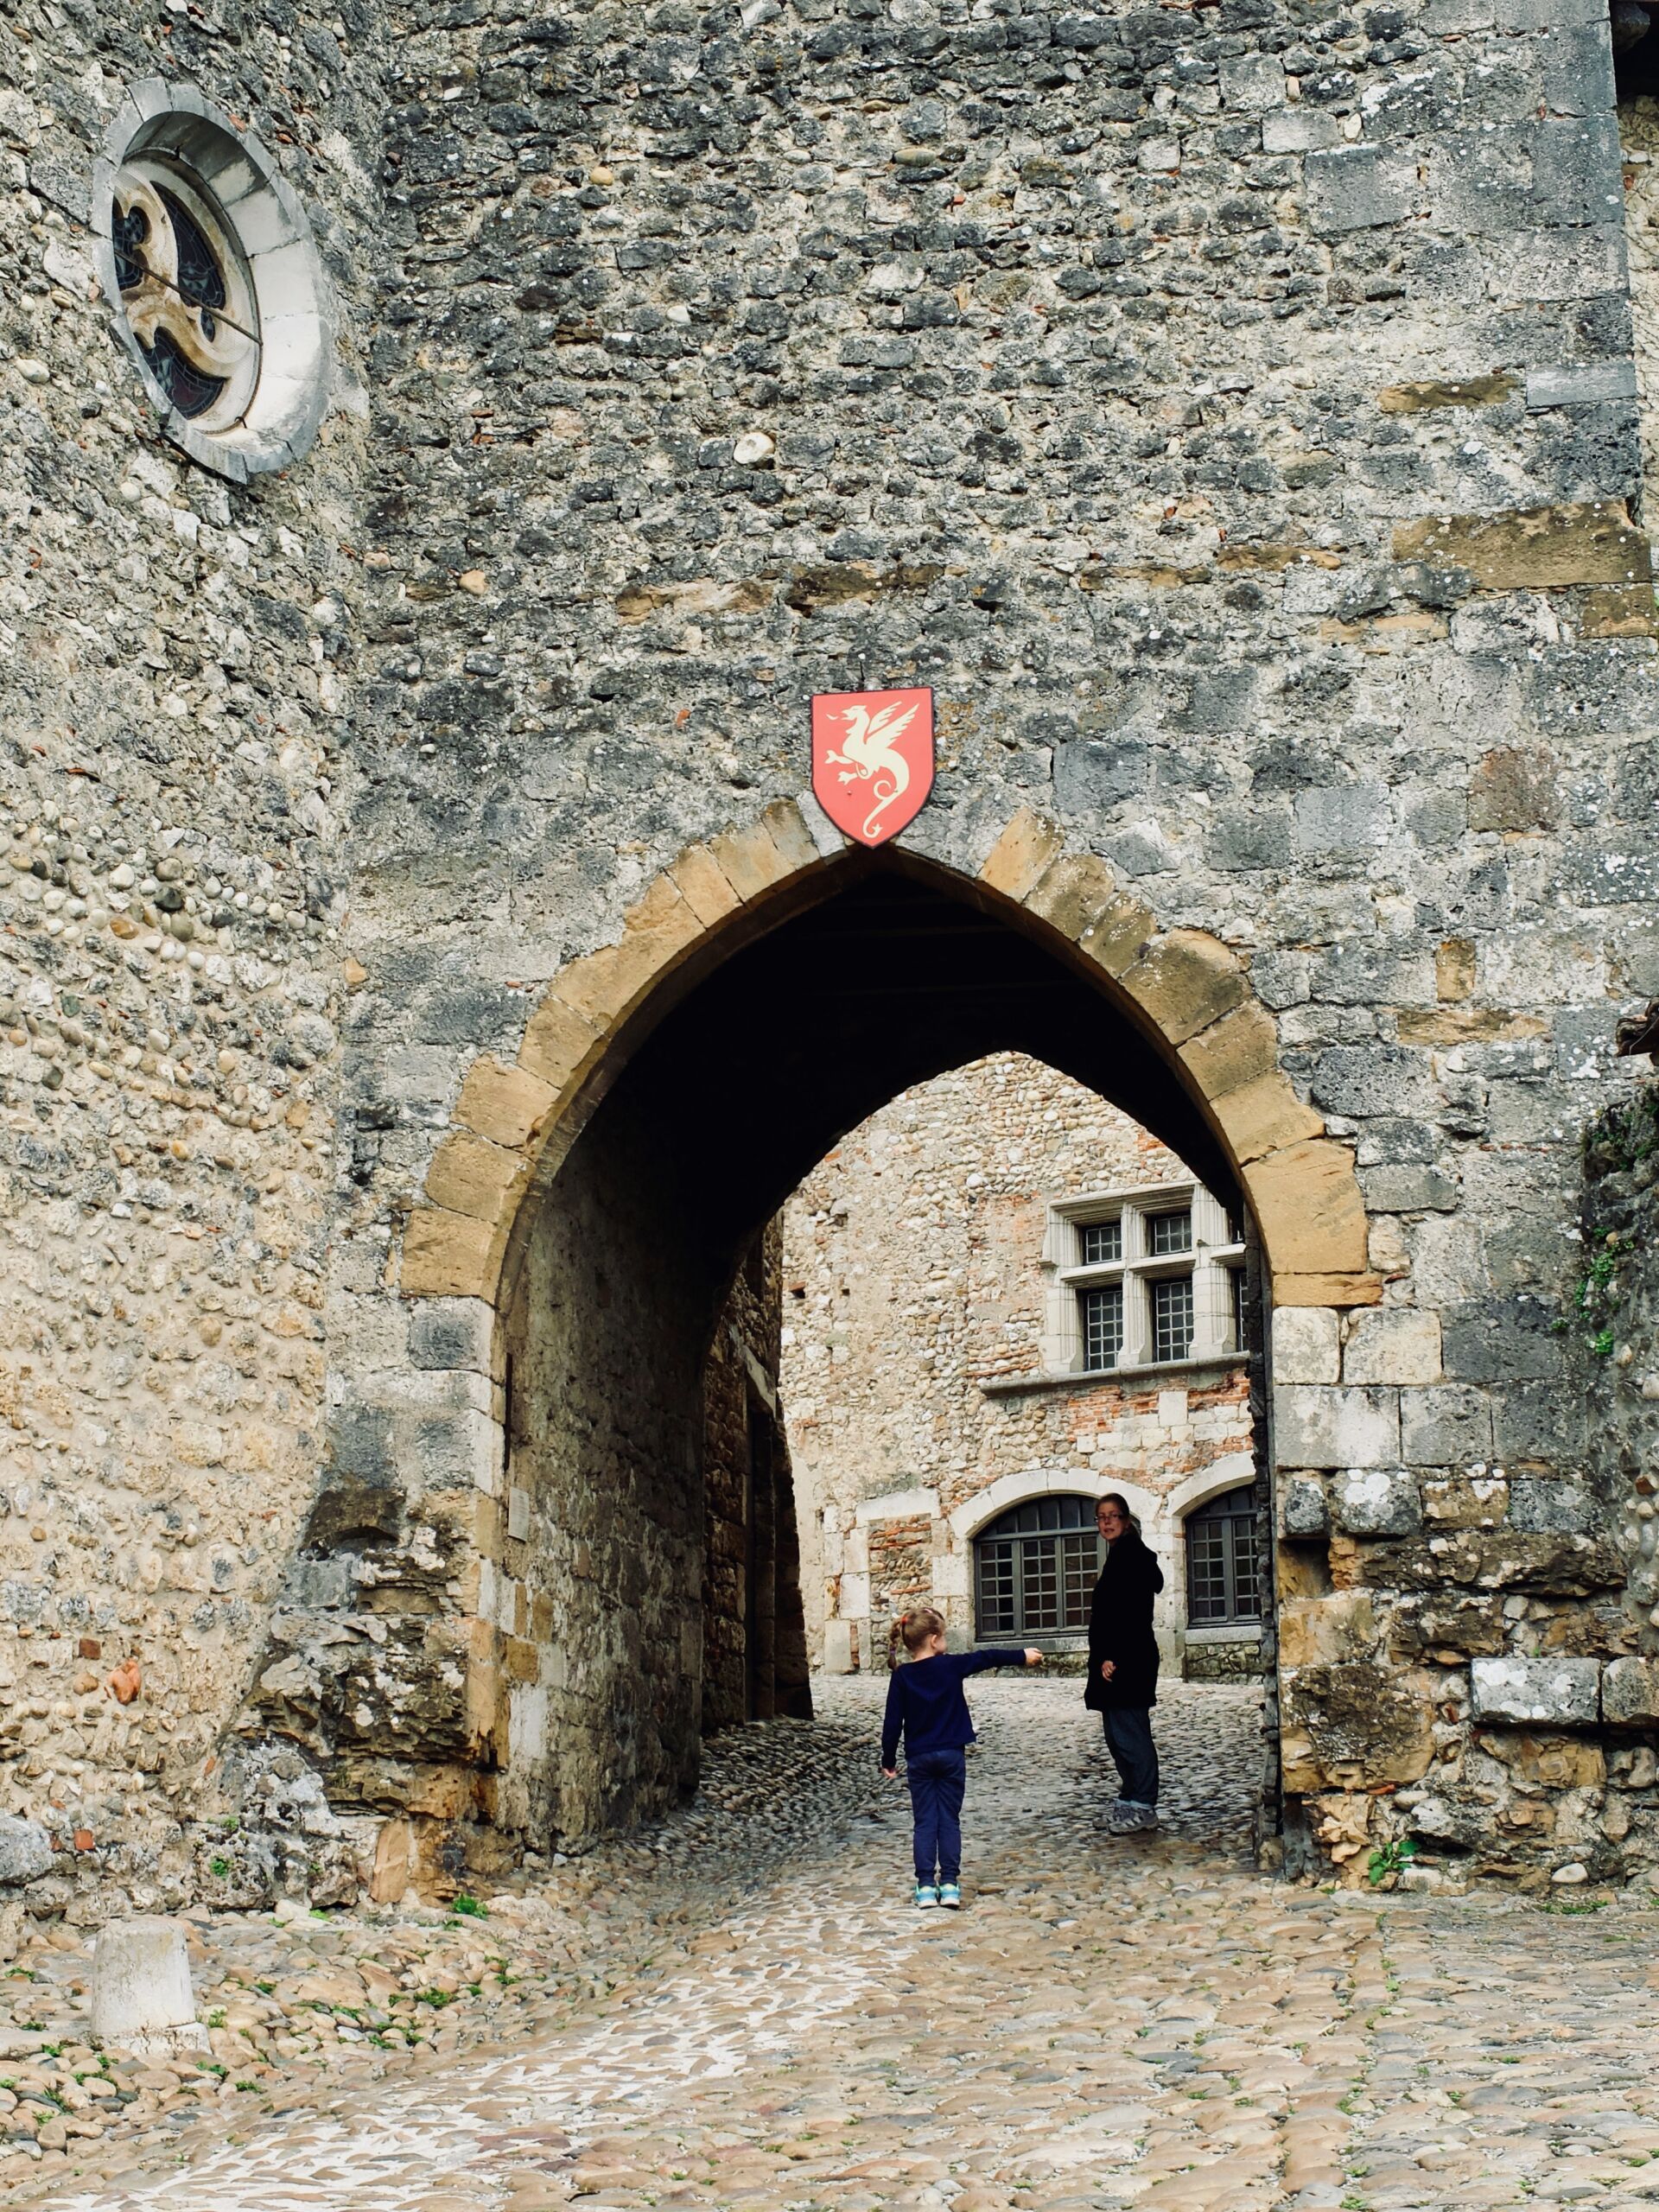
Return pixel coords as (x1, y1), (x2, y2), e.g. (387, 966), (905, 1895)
(974, 1495), (1103, 1641)
(1184, 1483), (1262, 1626)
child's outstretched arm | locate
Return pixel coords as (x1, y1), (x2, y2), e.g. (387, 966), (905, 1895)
(963, 1646), (1046, 1673)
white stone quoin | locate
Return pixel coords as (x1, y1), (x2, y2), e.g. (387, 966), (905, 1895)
(90, 1918), (210, 2056)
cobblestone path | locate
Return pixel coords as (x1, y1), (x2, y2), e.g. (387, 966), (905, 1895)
(22, 1678), (1659, 2212)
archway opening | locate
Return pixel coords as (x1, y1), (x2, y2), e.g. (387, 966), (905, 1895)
(499, 852), (1273, 1846)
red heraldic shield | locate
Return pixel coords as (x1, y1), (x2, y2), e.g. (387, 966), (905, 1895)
(810, 686), (935, 848)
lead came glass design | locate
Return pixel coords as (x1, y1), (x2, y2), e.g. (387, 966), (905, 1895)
(1151, 1274), (1193, 1363)
(974, 1496), (1103, 1640)
(1185, 1484), (1262, 1625)
(1079, 1217), (1122, 1267)
(1080, 1282), (1123, 1371)
(109, 165), (259, 427)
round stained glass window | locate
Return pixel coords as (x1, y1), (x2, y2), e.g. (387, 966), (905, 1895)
(92, 80), (332, 482)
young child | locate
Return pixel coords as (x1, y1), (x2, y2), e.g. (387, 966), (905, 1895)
(880, 1607), (1043, 1908)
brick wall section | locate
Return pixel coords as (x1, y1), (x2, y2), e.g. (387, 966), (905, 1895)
(783, 1053), (1263, 1674)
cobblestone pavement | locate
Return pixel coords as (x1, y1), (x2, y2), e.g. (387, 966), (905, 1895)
(10, 1677), (1659, 2212)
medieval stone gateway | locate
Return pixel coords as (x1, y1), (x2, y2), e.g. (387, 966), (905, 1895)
(3, 0), (1659, 1915)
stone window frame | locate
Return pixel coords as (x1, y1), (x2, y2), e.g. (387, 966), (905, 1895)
(1039, 1178), (1245, 1382)
(92, 78), (334, 483)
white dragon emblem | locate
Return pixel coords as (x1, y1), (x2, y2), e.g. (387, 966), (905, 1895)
(823, 696), (922, 841)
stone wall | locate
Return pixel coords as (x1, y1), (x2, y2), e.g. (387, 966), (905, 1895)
(2, 0), (1658, 1903)
(0, 0), (385, 1905)
(782, 1051), (1266, 1679)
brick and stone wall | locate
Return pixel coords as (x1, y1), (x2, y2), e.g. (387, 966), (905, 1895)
(2, 0), (1658, 1905)
(782, 1052), (1266, 1681)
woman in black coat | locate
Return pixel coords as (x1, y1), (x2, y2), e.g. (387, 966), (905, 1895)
(1085, 1492), (1164, 1834)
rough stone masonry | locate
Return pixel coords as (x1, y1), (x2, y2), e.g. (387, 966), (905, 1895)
(2, 0), (1659, 1913)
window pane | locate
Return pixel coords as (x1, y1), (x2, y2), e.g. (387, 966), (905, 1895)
(1151, 1274), (1193, 1362)
(1080, 1284), (1123, 1371)
(1020, 1538), (1059, 1632)
(1231, 1515), (1262, 1620)
(1148, 1209), (1192, 1255)
(977, 1538), (1016, 1637)
(1058, 1532), (1098, 1629)
(1185, 1521), (1230, 1623)
(1231, 1267), (1245, 1351)
(1079, 1218), (1122, 1266)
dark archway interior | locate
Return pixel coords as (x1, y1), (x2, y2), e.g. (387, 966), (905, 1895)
(613, 859), (1237, 1328)
(503, 857), (1256, 1842)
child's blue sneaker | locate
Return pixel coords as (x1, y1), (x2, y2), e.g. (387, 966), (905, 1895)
(914, 1882), (938, 1908)
(938, 1881), (962, 1910)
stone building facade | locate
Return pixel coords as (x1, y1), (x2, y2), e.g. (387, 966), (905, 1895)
(2, 0), (1659, 1908)
(783, 1052), (1268, 1681)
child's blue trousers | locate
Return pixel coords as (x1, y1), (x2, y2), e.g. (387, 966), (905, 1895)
(906, 1748), (967, 1883)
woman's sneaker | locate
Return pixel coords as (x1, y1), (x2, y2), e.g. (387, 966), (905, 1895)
(938, 1882), (962, 1910)
(915, 1882), (939, 1907)
(1107, 1802), (1159, 1835)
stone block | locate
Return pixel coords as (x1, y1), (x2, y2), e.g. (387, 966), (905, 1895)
(1273, 1306), (1340, 1384)
(1378, 372), (1517, 412)
(1332, 1466), (1423, 1536)
(1263, 109), (1341, 153)
(1343, 1308), (1442, 1385)
(1469, 1654), (1600, 1726)
(1407, 1380), (1503, 1468)
(707, 818), (798, 903)
(91, 1919), (209, 2056)
(1117, 929), (1246, 1045)
(424, 1131), (527, 1225)
(979, 807), (1065, 900)
(1210, 1071), (1325, 1164)
(0, 1817), (51, 1888)
(821, 1620), (855, 1675)
(1392, 500), (1650, 589)
(1508, 1478), (1596, 1534)
(1525, 359), (1637, 410)
(400, 1207), (500, 1301)
(454, 1057), (557, 1151)
(760, 798), (823, 873)
(1277, 1590), (1376, 1669)
(1021, 851), (1123, 943)
(408, 1299), (496, 1377)
(1076, 888), (1158, 979)
(1293, 783), (1389, 855)
(518, 989), (603, 1093)
(1248, 1138), (1370, 1277)
(1274, 1272), (1384, 1310)
(1281, 1474), (1331, 1537)
(1305, 147), (1414, 233)
(1312, 1044), (1437, 1119)
(668, 841), (747, 927)
(1219, 52), (1285, 109)
(1281, 1662), (1435, 1787)
(552, 881), (708, 1033)
(1602, 1656), (1659, 1726)
(1275, 1386), (1401, 1469)
(1179, 1000), (1279, 1099)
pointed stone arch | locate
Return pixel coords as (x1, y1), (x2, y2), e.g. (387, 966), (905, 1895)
(268, 798), (1379, 1878)
(397, 798), (1376, 1318)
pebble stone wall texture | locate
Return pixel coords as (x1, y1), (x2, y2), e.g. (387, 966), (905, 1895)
(781, 1050), (1263, 1675)
(2, 0), (1659, 1905)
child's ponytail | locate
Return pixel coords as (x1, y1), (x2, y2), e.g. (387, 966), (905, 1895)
(893, 1605), (947, 1662)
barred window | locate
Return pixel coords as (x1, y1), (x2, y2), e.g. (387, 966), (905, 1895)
(1151, 1274), (1193, 1363)
(1185, 1484), (1262, 1626)
(976, 1495), (1102, 1640)
(1078, 1217), (1122, 1267)
(1079, 1282), (1123, 1371)
(1147, 1207), (1192, 1255)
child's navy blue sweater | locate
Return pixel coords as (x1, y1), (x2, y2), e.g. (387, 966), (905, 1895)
(880, 1649), (1027, 1768)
